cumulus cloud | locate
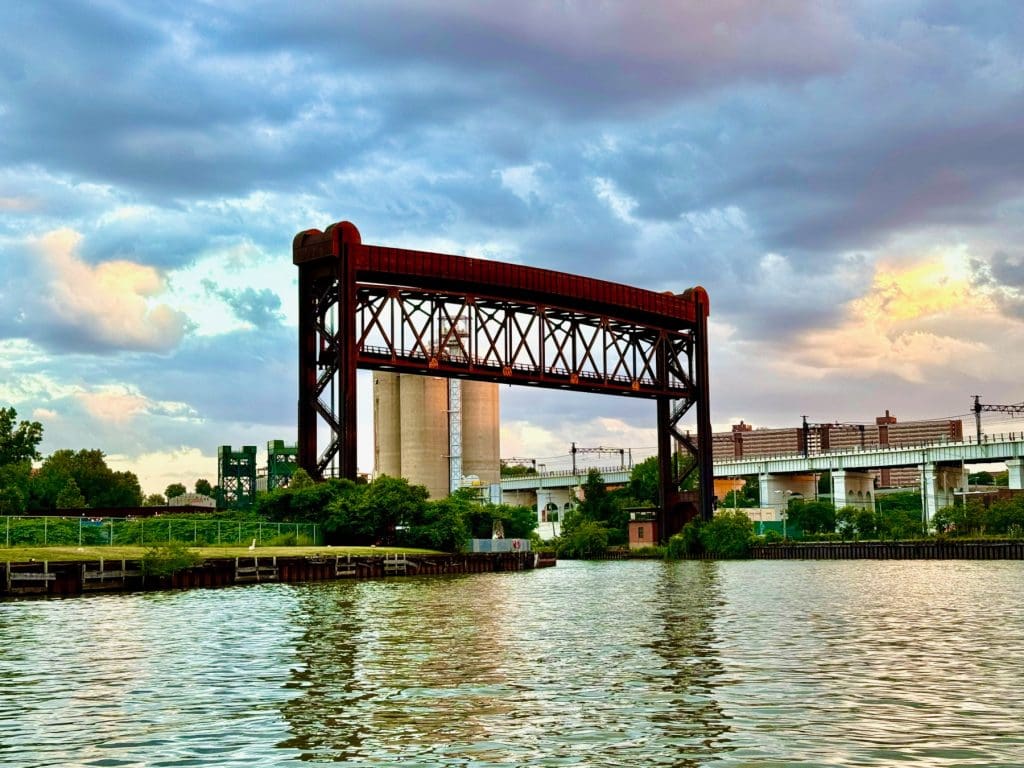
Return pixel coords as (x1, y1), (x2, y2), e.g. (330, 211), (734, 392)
(789, 253), (1001, 382)
(202, 280), (284, 329)
(106, 446), (214, 497)
(30, 228), (190, 352)
(972, 250), (1024, 320)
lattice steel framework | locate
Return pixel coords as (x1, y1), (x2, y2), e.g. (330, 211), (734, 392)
(294, 221), (714, 532)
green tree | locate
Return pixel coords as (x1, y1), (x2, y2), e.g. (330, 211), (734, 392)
(721, 477), (760, 508)
(628, 456), (660, 505)
(786, 500), (836, 536)
(558, 519), (609, 558)
(700, 510), (754, 557)
(853, 507), (878, 539)
(56, 478), (87, 509)
(144, 493), (167, 507)
(969, 470), (994, 485)
(288, 468), (315, 490)
(674, 451), (699, 491)
(100, 471), (143, 508)
(322, 479), (370, 541)
(402, 496), (471, 552)
(0, 484), (27, 515)
(30, 449), (142, 510)
(578, 467), (627, 544)
(165, 483), (187, 501)
(361, 475), (429, 544)
(0, 460), (32, 513)
(667, 519), (704, 558)
(0, 407), (43, 466)
(981, 497), (1024, 535)
(194, 478), (213, 496)
(878, 506), (924, 539)
(835, 506), (856, 540)
(500, 461), (536, 477)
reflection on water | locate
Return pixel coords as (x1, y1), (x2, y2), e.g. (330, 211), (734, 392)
(280, 566), (725, 765)
(3, 561), (1024, 766)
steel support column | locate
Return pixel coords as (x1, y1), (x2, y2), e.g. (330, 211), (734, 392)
(694, 296), (714, 521)
(656, 395), (673, 539)
(339, 242), (358, 480)
(296, 259), (318, 478)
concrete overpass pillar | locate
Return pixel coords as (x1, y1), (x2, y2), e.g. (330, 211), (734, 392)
(759, 473), (817, 513)
(1007, 459), (1023, 490)
(831, 471), (875, 510)
(921, 464), (964, 527)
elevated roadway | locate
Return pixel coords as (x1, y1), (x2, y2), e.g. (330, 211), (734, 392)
(502, 437), (1024, 532)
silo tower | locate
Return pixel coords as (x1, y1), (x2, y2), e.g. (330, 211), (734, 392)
(372, 321), (500, 499)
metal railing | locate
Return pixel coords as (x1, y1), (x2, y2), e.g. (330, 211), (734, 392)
(1, 516), (321, 548)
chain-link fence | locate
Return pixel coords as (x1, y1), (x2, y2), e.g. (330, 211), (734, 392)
(2, 516), (321, 548)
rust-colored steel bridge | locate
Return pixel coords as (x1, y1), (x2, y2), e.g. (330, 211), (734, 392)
(294, 221), (714, 536)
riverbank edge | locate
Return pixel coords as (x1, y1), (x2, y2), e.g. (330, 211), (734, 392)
(2, 551), (553, 598)
(751, 539), (1024, 560)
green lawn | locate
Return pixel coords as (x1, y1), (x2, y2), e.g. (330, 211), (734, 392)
(0, 544), (445, 563)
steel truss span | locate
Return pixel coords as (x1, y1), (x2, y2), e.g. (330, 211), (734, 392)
(294, 220), (714, 530)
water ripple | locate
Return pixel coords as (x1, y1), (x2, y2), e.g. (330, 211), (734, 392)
(3, 561), (1024, 765)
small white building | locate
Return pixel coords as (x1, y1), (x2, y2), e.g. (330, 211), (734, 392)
(167, 493), (216, 509)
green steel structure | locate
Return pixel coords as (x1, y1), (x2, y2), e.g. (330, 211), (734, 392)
(218, 445), (257, 509)
(267, 440), (298, 490)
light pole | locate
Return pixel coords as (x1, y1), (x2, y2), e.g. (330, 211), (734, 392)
(774, 489), (793, 539)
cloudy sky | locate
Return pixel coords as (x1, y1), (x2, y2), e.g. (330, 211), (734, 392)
(3, 1), (1024, 494)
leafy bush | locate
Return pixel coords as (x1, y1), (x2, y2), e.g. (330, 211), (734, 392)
(698, 510), (754, 558)
(557, 520), (609, 558)
(667, 519), (704, 558)
(141, 541), (201, 577)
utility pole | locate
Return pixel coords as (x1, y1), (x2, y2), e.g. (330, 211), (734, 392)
(973, 396), (1024, 442)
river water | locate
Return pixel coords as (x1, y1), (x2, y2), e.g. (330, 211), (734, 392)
(2, 560), (1023, 767)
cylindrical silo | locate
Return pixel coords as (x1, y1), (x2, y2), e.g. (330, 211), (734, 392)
(373, 373), (501, 498)
(461, 380), (501, 487)
(373, 372), (403, 480)
(398, 375), (451, 499)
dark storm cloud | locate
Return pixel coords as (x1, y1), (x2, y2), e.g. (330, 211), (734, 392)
(0, 4), (374, 199)
(222, 0), (856, 116)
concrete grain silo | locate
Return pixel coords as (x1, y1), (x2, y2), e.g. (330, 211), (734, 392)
(372, 371), (500, 500)
(461, 379), (500, 485)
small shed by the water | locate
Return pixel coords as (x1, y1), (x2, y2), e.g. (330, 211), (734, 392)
(626, 508), (658, 549)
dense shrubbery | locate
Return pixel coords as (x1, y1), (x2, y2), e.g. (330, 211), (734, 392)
(669, 511), (755, 559)
(933, 496), (1024, 537)
(254, 472), (537, 553)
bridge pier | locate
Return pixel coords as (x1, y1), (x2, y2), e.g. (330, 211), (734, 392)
(831, 471), (875, 510)
(1007, 459), (1023, 490)
(759, 473), (817, 513)
(920, 463), (967, 528)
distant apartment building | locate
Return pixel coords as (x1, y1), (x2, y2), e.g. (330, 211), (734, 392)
(712, 411), (963, 488)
